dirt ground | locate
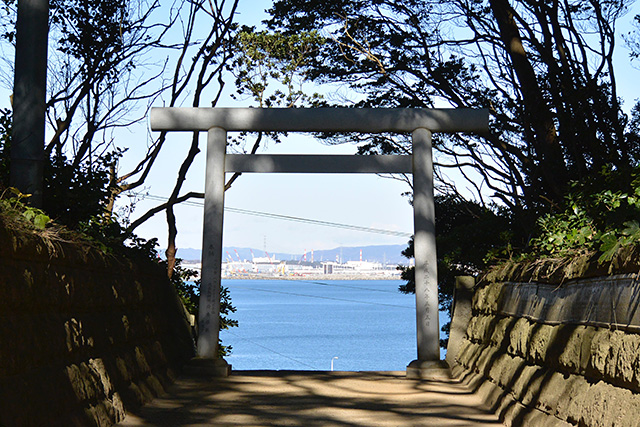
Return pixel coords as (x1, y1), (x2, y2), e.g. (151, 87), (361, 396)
(118, 370), (504, 426)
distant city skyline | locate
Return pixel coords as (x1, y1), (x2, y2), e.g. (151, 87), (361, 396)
(172, 243), (410, 265)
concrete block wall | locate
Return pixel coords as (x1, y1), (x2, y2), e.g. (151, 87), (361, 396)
(0, 223), (195, 426)
(448, 248), (640, 426)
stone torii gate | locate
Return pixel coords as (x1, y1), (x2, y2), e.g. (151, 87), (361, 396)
(150, 107), (488, 378)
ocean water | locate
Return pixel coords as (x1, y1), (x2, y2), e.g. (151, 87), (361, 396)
(219, 279), (449, 372)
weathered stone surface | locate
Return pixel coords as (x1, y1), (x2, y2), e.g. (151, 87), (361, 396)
(588, 329), (611, 379)
(496, 354), (527, 391)
(467, 313), (494, 343)
(490, 316), (515, 348)
(617, 392), (640, 426)
(455, 339), (479, 368)
(487, 352), (511, 388)
(528, 323), (554, 364)
(475, 344), (500, 375)
(518, 365), (549, 409)
(507, 317), (531, 358)
(0, 223), (195, 427)
(473, 281), (505, 313)
(536, 371), (570, 415)
(578, 381), (633, 427)
(557, 326), (594, 375)
(554, 374), (591, 424)
(509, 364), (541, 404)
(615, 332), (640, 387)
(578, 326), (598, 374)
(449, 253), (640, 426)
(518, 408), (572, 427)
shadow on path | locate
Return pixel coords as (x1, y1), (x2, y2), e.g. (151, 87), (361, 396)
(118, 370), (504, 426)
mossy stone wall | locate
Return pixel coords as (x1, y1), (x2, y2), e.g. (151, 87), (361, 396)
(0, 224), (195, 426)
(449, 249), (640, 426)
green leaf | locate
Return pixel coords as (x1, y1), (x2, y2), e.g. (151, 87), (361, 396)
(598, 231), (621, 263)
(22, 209), (35, 222)
(621, 220), (640, 237)
(33, 213), (50, 229)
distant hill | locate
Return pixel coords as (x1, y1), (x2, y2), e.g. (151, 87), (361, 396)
(171, 244), (408, 265)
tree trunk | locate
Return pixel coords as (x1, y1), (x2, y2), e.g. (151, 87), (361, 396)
(489, 0), (567, 203)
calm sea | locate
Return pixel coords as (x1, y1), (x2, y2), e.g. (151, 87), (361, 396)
(219, 279), (449, 372)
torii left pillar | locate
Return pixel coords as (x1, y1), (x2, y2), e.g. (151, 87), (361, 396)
(192, 126), (231, 376)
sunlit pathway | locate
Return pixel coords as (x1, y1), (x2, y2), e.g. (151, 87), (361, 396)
(118, 370), (503, 426)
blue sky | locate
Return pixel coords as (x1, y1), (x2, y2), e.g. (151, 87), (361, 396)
(127, 0), (416, 255)
(129, 129), (416, 255)
(128, 1), (640, 257)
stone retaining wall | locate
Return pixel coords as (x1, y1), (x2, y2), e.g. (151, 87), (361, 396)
(0, 223), (195, 426)
(447, 248), (640, 426)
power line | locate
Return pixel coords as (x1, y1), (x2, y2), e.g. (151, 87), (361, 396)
(141, 193), (412, 238)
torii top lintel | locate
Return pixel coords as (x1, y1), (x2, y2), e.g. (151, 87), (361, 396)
(150, 107), (489, 133)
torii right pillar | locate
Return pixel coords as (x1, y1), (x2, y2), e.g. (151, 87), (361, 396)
(406, 128), (450, 380)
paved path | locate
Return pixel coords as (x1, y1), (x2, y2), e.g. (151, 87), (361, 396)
(118, 370), (503, 426)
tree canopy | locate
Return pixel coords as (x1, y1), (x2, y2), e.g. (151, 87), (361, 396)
(1, 0), (242, 272)
(266, 0), (640, 217)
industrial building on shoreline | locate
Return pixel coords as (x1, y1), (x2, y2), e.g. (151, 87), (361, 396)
(182, 252), (405, 279)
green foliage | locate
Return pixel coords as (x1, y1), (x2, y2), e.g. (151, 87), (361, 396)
(217, 284), (238, 357)
(598, 221), (640, 263)
(0, 0), (240, 356)
(231, 28), (325, 108)
(228, 28), (325, 150)
(397, 172), (640, 348)
(529, 166), (640, 263)
(169, 260), (200, 316)
(266, 0), (640, 212)
(74, 215), (131, 254)
(399, 194), (513, 295)
(51, 0), (134, 83)
(1, 0), (170, 201)
(0, 187), (51, 229)
(530, 201), (597, 256)
(43, 151), (118, 228)
(166, 260), (238, 357)
(1, 113), (236, 353)
(265, 0), (640, 353)
(0, 109), (118, 229)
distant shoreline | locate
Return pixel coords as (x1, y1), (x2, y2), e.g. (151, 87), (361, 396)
(223, 274), (403, 281)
